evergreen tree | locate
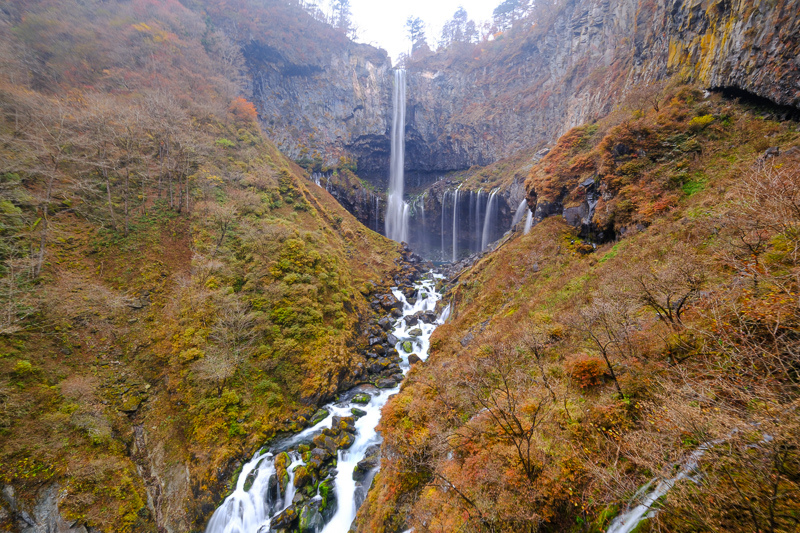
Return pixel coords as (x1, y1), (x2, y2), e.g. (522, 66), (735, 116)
(406, 16), (428, 55)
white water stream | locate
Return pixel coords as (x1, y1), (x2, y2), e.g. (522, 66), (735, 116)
(206, 273), (447, 533)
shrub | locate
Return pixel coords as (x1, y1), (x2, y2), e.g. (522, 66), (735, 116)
(688, 114), (715, 132)
(569, 355), (606, 388)
(215, 138), (235, 148)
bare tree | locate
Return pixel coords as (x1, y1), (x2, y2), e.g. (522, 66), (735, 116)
(195, 295), (256, 396)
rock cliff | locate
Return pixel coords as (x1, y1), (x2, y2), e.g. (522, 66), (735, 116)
(246, 0), (800, 182)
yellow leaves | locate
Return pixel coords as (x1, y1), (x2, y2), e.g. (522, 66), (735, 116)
(131, 22), (151, 33)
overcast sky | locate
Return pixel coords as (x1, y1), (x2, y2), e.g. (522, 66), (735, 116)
(346, 0), (502, 64)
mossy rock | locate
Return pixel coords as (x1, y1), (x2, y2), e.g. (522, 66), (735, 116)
(293, 465), (312, 489)
(308, 408), (329, 427)
(274, 452), (292, 493)
(336, 432), (355, 449)
(408, 328), (423, 337)
(351, 407), (367, 418)
(351, 393), (370, 405)
(401, 341), (413, 353)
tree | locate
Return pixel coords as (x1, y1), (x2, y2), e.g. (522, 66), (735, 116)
(406, 17), (428, 56)
(439, 7), (472, 49)
(195, 295), (256, 396)
(493, 0), (533, 31)
(331, 0), (353, 37)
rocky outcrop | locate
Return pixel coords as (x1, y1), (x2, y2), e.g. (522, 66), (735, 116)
(247, 40), (393, 178)
(1, 484), (98, 533)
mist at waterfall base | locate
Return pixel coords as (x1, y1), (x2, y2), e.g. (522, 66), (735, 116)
(204, 275), (448, 533)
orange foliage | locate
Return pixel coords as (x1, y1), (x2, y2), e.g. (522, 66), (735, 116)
(569, 354), (606, 389)
(229, 97), (258, 123)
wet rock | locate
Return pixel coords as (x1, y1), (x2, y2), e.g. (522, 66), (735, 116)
(336, 431), (355, 449)
(350, 407), (367, 418)
(375, 377), (397, 389)
(298, 500), (324, 533)
(379, 294), (401, 311)
(390, 307), (403, 318)
(351, 393), (370, 404)
(275, 452), (292, 494)
(332, 416), (356, 434)
(408, 354), (422, 365)
(272, 505), (298, 530)
(387, 333), (399, 345)
(378, 317), (392, 331)
(407, 297), (417, 305)
(408, 328), (423, 337)
(309, 408), (329, 427)
(293, 466), (312, 489)
(404, 315), (419, 327)
(401, 341), (413, 353)
(421, 311), (438, 324)
(319, 478), (337, 520)
(312, 434), (338, 455)
(352, 445), (380, 482)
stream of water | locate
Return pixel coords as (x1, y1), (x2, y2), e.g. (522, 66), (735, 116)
(205, 273), (447, 533)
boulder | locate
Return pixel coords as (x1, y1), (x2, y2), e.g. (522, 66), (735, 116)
(272, 506), (299, 530)
(401, 341), (413, 353)
(404, 315), (419, 327)
(387, 333), (399, 345)
(408, 354), (422, 365)
(352, 445), (380, 482)
(298, 501), (324, 533)
(408, 328), (423, 337)
(391, 307), (403, 318)
(337, 431), (355, 449)
(350, 407), (367, 419)
(376, 377), (397, 389)
(378, 317), (392, 331)
(308, 408), (329, 427)
(351, 393), (370, 404)
(293, 466), (312, 489)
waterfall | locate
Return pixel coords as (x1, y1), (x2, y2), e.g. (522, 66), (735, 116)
(524, 210), (533, 234)
(481, 190), (499, 250)
(451, 187), (460, 262)
(511, 199), (528, 229)
(474, 189), (484, 252)
(385, 70), (408, 243)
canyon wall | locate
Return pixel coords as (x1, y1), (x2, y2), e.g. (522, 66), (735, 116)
(247, 0), (800, 183)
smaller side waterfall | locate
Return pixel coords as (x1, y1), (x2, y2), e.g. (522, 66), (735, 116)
(524, 210), (533, 234)
(481, 190), (499, 250)
(511, 199), (528, 229)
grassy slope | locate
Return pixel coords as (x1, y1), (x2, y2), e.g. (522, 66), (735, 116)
(357, 88), (800, 532)
(0, 0), (400, 530)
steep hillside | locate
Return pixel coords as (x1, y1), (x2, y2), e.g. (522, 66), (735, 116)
(357, 87), (800, 532)
(0, 1), (402, 531)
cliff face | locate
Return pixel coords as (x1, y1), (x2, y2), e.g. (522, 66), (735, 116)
(247, 41), (393, 178)
(246, 0), (800, 182)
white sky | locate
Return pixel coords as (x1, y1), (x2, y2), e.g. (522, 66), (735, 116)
(347, 0), (502, 64)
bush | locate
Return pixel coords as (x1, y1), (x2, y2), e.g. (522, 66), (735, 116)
(688, 114), (715, 132)
(569, 355), (606, 389)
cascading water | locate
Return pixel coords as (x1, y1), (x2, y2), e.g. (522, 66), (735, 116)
(481, 189), (499, 250)
(511, 199), (528, 229)
(205, 273), (448, 533)
(524, 210), (533, 234)
(385, 70), (408, 243)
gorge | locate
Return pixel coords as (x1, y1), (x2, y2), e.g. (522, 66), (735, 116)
(0, 0), (799, 533)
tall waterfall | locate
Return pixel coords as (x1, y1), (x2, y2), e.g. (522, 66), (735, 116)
(524, 210), (533, 234)
(385, 70), (408, 243)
